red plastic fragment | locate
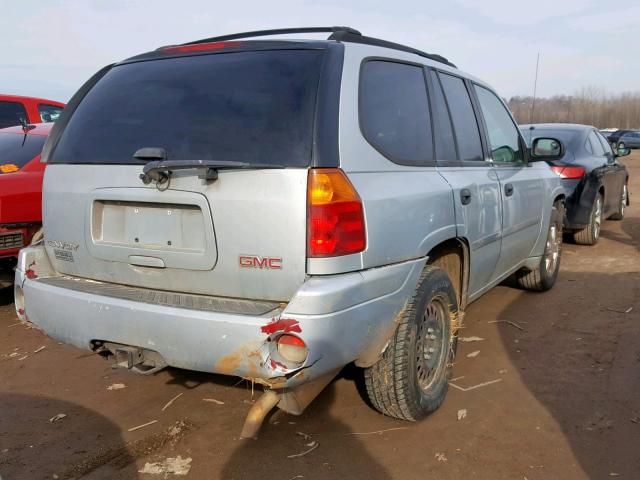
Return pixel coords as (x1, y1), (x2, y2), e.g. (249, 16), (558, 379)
(269, 359), (287, 371)
(260, 318), (301, 335)
(25, 269), (37, 280)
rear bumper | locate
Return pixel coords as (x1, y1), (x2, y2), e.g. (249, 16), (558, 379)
(15, 245), (425, 388)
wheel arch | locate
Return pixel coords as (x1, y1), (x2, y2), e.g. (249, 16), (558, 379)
(354, 236), (469, 369)
(426, 237), (469, 311)
(553, 193), (566, 205)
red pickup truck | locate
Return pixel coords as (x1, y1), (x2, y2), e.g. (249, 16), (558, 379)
(0, 123), (52, 288)
(0, 94), (65, 129)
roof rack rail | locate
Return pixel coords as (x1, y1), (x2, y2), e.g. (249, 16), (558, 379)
(182, 26), (362, 45)
(328, 31), (456, 68)
(174, 26), (455, 68)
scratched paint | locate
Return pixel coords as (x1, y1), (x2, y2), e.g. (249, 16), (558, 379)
(260, 318), (301, 335)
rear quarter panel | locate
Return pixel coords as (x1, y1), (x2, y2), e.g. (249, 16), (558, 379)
(306, 44), (456, 275)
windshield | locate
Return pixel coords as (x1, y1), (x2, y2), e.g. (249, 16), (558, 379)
(0, 133), (46, 172)
(50, 49), (325, 167)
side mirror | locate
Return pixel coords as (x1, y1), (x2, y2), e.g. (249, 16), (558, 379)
(531, 137), (563, 160)
(616, 146), (631, 157)
(492, 145), (516, 163)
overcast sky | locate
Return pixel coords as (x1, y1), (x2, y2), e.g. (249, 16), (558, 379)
(2, 0), (639, 103)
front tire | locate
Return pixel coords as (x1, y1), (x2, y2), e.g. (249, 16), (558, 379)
(364, 266), (459, 421)
(516, 201), (564, 291)
(573, 193), (603, 245)
(609, 183), (627, 221)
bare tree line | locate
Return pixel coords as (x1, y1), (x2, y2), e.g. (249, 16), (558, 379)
(507, 87), (640, 129)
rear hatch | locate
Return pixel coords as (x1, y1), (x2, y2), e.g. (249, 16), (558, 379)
(43, 45), (331, 302)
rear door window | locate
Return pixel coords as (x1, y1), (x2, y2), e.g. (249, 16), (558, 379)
(0, 101), (28, 129)
(359, 60), (433, 165)
(437, 73), (484, 162)
(0, 133), (47, 171)
(50, 50), (325, 166)
(38, 104), (64, 123)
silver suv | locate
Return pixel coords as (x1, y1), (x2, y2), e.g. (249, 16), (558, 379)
(16, 27), (564, 437)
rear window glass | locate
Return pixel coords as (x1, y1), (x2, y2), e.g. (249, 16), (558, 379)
(359, 60), (433, 165)
(520, 129), (580, 153)
(0, 133), (47, 171)
(0, 101), (28, 129)
(50, 50), (325, 166)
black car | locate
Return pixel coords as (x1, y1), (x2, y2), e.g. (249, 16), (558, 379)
(521, 123), (630, 245)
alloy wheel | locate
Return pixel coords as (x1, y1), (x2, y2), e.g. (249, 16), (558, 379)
(544, 223), (561, 277)
(594, 196), (602, 239)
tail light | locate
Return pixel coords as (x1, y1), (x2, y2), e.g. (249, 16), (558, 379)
(551, 165), (585, 179)
(276, 334), (308, 365)
(307, 168), (366, 257)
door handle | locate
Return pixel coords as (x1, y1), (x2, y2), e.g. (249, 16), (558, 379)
(504, 183), (514, 197)
(460, 188), (472, 205)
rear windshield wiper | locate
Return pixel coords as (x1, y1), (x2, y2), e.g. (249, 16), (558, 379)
(134, 148), (285, 185)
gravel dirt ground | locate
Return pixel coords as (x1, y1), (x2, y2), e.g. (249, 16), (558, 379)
(1, 154), (639, 480)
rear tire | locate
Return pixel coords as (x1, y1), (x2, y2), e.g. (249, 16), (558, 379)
(516, 201), (564, 291)
(609, 183), (627, 221)
(364, 266), (458, 421)
(573, 193), (603, 245)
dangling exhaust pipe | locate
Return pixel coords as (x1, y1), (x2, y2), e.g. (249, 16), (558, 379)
(239, 370), (340, 439)
(240, 390), (281, 439)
